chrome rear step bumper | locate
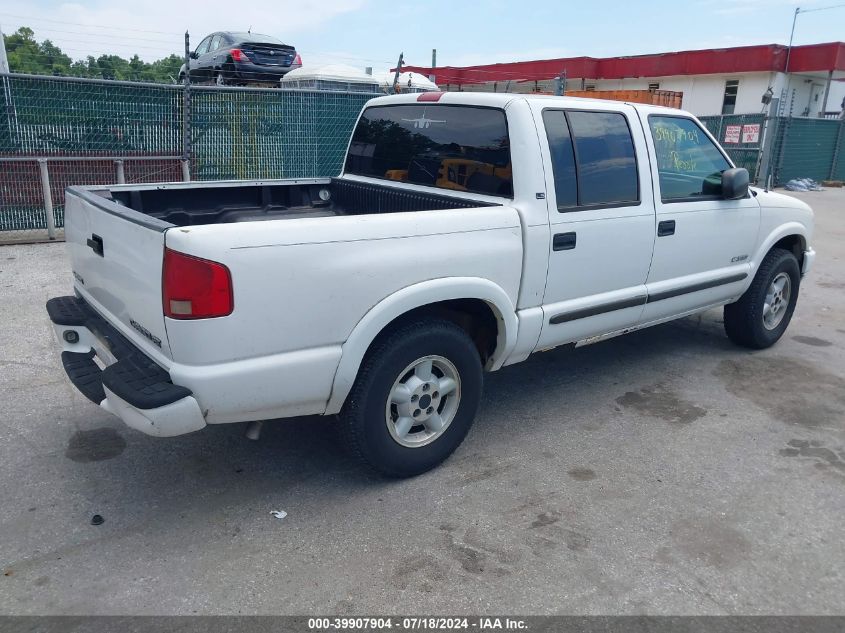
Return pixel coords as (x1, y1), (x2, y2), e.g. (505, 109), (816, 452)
(46, 296), (206, 437)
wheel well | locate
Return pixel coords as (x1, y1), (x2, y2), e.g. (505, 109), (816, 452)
(772, 235), (806, 267)
(368, 299), (500, 365)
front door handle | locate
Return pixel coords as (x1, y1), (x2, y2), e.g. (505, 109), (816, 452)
(553, 232), (577, 251)
(86, 234), (104, 257)
(658, 220), (676, 237)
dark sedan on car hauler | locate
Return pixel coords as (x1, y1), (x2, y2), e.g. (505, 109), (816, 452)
(179, 31), (302, 85)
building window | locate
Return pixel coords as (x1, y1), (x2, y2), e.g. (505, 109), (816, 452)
(722, 79), (740, 114)
(648, 82), (660, 91)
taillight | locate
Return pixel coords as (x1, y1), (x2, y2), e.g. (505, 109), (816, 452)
(163, 248), (233, 320)
(293, 53), (302, 65)
(230, 48), (250, 63)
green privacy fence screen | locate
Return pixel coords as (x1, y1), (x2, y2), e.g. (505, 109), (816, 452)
(190, 87), (372, 180)
(698, 112), (845, 186)
(0, 73), (377, 240)
(2, 72), (845, 241)
(768, 116), (844, 185)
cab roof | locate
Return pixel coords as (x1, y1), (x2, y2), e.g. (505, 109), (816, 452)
(365, 91), (692, 117)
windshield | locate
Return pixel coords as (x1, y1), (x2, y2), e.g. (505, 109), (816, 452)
(345, 104), (513, 197)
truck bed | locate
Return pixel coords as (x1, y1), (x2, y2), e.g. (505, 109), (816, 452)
(101, 178), (497, 227)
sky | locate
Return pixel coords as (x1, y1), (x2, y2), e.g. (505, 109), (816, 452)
(1, 0), (844, 73)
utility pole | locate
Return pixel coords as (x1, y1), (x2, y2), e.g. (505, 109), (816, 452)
(430, 48), (436, 84)
(391, 52), (404, 94)
(0, 22), (13, 153)
(182, 31), (192, 181)
(0, 23), (10, 74)
(783, 4), (845, 115)
(784, 7), (799, 75)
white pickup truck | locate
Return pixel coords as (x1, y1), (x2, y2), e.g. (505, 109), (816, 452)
(47, 92), (815, 477)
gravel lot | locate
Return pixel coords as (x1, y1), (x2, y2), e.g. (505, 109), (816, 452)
(1, 189), (843, 615)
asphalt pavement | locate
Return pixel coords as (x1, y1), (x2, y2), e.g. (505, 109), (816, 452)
(1, 189), (843, 615)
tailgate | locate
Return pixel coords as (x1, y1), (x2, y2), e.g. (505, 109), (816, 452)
(64, 187), (174, 360)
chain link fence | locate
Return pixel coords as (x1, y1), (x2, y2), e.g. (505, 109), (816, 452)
(699, 112), (845, 187)
(768, 116), (845, 185)
(3, 72), (844, 244)
(699, 113), (766, 181)
(190, 86), (372, 181)
(0, 72), (376, 243)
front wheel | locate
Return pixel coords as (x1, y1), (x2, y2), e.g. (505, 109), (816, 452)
(724, 247), (801, 349)
(340, 319), (483, 477)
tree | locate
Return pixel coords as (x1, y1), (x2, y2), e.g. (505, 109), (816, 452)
(2, 26), (181, 83)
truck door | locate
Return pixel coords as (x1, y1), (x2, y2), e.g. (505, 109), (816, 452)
(637, 113), (760, 324)
(533, 103), (657, 349)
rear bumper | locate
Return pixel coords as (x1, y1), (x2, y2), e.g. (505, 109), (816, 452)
(46, 296), (206, 437)
(231, 61), (299, 82)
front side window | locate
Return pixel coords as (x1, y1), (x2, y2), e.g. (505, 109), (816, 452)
(345, 105), (512, 197)
(195, 36), (212, 56)
(648, 116), (731, 201)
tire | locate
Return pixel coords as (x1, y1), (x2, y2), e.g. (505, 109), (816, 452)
(214, 72), (227, 86)
(340, 319), (483, 477)
(724, 247), (800, 349)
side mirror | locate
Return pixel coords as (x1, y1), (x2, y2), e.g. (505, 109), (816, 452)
(722, 167), (749, 200)
(190, 51), (199, 59)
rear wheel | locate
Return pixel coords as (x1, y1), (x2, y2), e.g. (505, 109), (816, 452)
(214, 72), (227, 86)
(724, 248), (800, 349)
(340, 319), (483, 477)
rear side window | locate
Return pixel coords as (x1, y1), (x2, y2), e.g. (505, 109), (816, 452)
(542, 111), (577, 209)
(543, 109), (639, 210)
(345, 105), (512, 197)
(648, 116), (732, 201)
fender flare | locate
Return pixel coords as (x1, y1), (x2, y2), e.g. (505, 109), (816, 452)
(324, 277), (518, 415)
(750, 222), (808, 270)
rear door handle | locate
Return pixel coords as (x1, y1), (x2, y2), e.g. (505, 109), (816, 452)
(553, 232), (576, 251)
(658, 220), (676, 237)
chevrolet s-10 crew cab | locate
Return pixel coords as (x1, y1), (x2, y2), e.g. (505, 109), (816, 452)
(47, 92), (815, 477)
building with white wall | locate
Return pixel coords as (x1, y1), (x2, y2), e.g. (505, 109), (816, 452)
(403, 42), (845, 118)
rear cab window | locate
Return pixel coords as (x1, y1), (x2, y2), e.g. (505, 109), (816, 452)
(648, 115), (732, 202)
(542, 109), (639, 211)
(345, 104), (513, 197)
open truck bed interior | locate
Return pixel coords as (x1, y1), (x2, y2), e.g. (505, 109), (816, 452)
(103, 178), (498, 227)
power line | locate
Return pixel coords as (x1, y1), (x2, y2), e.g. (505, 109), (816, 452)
(7, 25), (178, 45)
(0, 11), (183, 36)
(797, 3), (845, 13)
(4, 22), (396, 66)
